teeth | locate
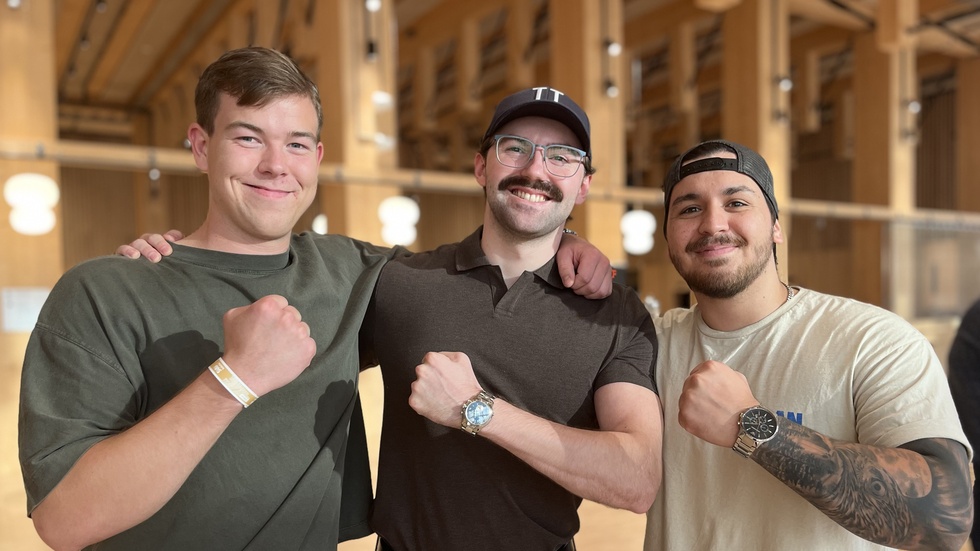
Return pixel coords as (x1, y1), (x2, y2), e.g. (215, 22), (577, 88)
(514, 190), (547, 202)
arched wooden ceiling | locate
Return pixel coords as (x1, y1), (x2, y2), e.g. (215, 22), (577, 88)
(50, 0), (980, 140)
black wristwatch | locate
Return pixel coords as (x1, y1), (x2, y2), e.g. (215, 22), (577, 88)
(733, 405), (779, 458)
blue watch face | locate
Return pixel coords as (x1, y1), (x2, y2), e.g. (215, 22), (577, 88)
(465, 400), (493, 426)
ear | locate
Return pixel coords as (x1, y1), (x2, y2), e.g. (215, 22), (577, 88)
(187, 124), (210, 172)
(574, 173), (591, 205)
(474, 152), (488, 190)
(772, 219), (785, 244)
(316, 141), (324, 164)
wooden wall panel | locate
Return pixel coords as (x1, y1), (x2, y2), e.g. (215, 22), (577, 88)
(917, 89), (955, 210)
(787, 217), (853, 296)
(415, 191), (485, 250)
(956, 57), (980, 213)
(165, 174), (210, 236)
(60, 168), (138, 268)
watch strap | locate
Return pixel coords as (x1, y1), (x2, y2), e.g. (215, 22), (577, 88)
(732, 433), (759, 458)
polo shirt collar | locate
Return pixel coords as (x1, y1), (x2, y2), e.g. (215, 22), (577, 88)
(455, 226), (566, 290)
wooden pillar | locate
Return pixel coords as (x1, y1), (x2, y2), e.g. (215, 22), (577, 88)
(550, 0), (627, 267)
(851, 30), (917, 310)
(131, 112), (170, 236)
(795, 50), (822, 134)
(0, 0), (63, 293)
(834, 88), (855, 159)
(456, 17), (481, 118)
(721, 0), (791, 280)
(876, 0), (918, 317)
(669, 21), (700, 149)
(505, 0), (535, 90)
(412, 46), (437, 135)
(253, 0), (279, 47)
(305, 0), (401, 246)
(955, 57), (980, 213)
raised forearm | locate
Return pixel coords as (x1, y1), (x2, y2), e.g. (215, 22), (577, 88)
(754, 420), (972, 550)
(31, 372), (243, 550)
(480, 387), (662, 513)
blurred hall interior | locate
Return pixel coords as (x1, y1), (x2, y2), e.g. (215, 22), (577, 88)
(3, 0), (980, 549)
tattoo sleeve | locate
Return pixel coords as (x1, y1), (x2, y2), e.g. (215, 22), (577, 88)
(753, 419), (973, 551)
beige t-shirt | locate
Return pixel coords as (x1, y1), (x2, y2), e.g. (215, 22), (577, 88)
(644, 288), (970, 551)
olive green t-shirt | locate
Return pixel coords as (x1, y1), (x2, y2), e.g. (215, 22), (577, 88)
(19, 233), (389, 551)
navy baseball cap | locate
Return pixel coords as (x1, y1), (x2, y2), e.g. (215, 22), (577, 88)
(482, 87), (591, 158)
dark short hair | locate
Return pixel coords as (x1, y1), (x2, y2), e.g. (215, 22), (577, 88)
(195, 47), (322, 139)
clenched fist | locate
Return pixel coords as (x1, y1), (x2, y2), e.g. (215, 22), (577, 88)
(409, 351), (482, 427)
(677, 360), (759, 448)
(220, 295), (316, 397)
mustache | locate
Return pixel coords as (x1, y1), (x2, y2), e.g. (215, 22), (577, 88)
(686, 234), (747, 253)
(497, 175), (564, 202)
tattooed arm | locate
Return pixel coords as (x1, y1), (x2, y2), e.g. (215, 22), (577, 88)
(679, 359), (974, 551)
(754, 421), (973, 551)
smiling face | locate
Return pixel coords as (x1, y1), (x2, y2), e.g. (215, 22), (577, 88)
(188, 93), (324, 252)
(664, 152), (783, 299)
(474, 116), (591, 240)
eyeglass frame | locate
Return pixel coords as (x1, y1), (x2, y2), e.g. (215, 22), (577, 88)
(491, 134), (590, 179)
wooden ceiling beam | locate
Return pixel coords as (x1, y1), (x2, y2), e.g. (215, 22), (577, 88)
(624, 1), (713, 51)
(877, 0), (918, 52)
(695, 0), (742, 12)
(788, 0), (871, 31)
(86, 0), (158, 100)
(916, 26), (980, 57)
(398, 0), (505, 64)
(791, 25), (852, 60)
(54, 0), (89, 79)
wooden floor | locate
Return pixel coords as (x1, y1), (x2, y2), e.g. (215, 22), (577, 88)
(1, 346), (646, 550)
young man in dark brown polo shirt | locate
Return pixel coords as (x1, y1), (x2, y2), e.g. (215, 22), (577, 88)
(360, 87), (663, 550)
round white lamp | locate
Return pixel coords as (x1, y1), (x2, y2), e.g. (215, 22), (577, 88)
(378, 196), (420, 246)
(620, 209), (656, 255)
(312, 213), (329, 235)
(10, 207), (56, 236)
(4, 172), (60, 209)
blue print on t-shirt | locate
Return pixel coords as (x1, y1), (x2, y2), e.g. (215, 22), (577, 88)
(776, 410), (803, 425)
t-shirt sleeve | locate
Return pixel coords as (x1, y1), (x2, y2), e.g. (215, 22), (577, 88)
(593, 291), (658, 395)
(19, 324), (139, 514)
(851, 312), (971, 460)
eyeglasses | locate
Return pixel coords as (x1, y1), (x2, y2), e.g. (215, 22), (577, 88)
(493, 134), (588, 178)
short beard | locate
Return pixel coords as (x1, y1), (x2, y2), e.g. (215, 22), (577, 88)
(670, 231), (773, 299)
